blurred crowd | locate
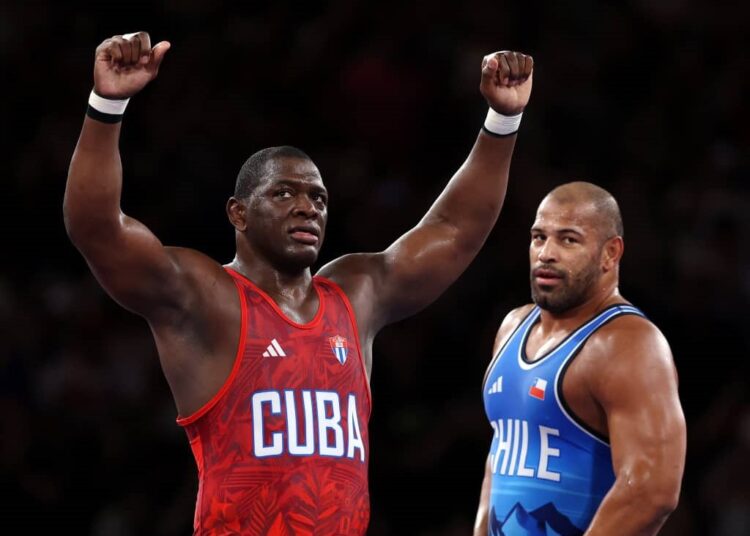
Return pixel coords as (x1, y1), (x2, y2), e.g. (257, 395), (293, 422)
(2, 1), (748, 534)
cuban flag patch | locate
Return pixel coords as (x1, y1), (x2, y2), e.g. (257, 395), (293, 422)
(529, 378), (547, 400)
(329, 335), (348, 365)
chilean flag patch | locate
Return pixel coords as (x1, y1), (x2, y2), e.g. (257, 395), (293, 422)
(529, 378), (547, 400)
(329, 335), (348, 365)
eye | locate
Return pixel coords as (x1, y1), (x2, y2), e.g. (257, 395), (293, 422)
(312, 193), (328, 205)
(531, 232), (545, 242)
(562, 236), (578, 244)
(276, 189), (293, 199)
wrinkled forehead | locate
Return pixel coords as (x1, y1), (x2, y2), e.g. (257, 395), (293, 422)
(261, 157), (324, 187)
(533, 198), (600, 232)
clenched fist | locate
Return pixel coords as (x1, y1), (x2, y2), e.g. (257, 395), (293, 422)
(480, 51), (533, 116)
(93, 32), (171, 99)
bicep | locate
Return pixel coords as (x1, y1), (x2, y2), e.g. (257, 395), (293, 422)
(73, 213), (185, 316)
(320, 220), (486, 330)
(377, 219), (472, 322)
(597, 330), (686, 490)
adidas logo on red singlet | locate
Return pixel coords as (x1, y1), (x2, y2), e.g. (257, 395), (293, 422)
(262, 339), (287, 357)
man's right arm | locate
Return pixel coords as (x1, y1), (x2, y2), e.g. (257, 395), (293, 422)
(473, 305), (533, 535)
(63, 33), (179, 319)
(473, 454), (492, 536)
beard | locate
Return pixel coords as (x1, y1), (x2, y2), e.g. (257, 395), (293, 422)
(530, 261), (599, 314)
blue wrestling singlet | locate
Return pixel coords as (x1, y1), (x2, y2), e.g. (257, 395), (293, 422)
(482, 304), (645, 535)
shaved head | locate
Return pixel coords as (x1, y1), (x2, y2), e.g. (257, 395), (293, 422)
(542, 181), (623, 240)
(529, 182), (624, 313)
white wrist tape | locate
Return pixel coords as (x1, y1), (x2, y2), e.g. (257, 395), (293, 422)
(88, 90), (130, 116)
(483, 108), (523, 136)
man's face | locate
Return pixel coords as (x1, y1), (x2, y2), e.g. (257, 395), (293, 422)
(245, 157), (328, 272)
(529, 199), (605, 314)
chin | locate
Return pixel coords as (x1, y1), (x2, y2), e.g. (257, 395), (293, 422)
(281, 247), (319, 271)
(534, 298), (568, 314)
(531, 287), (572, 314)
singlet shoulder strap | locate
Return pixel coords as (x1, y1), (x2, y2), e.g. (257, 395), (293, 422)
(483, 306), (541, 389)
(555, 303), (646, 444)
(563, 303), (646, 351)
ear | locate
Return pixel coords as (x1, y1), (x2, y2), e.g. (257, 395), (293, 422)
(227, 197), (248, 231)
(601, 236), (623, 273)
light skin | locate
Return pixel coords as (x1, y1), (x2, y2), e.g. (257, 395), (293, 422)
(473, 183), (686, 536)
(64, 32), (533, 422)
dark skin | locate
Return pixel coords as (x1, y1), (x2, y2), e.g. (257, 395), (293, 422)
(473, 183), (686, 536)
(64, 32), (533, 418)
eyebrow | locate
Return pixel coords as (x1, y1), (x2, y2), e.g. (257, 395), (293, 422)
(530, 226), (584, 236)
(557, 228), (583, 236)
(272, 178), (327, 191)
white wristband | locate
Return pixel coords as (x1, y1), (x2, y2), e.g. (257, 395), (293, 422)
(88, 90), (130, 116)
(483, 108), (523, 136)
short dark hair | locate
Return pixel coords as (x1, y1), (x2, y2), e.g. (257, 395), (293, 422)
(234, 145), (312, 199)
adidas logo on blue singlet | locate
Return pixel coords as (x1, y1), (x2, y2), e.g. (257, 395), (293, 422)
(487, 376), (503, 394)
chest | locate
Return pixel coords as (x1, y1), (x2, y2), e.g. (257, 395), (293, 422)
(240, 290), (361, 384)
(524, 326), (569, 363)
(484, 322), (604, 437)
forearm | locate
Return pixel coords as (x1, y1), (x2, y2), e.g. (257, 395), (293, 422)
(472, 455), (492, 536)
(64, 117), (124, 239)
(423, 131), (516, 253)
(585, 477), (678, 535)
(473, 499), (489, 536)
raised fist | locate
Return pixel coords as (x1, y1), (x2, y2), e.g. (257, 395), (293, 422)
(480, 51), (533, 116)
(93, 32), (171, 99)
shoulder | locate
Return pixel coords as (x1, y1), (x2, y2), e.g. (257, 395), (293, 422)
(492, 304), (535, 354)
(315, 253), (385, 333)
(585, 312), (677, 406)
(316, 252), (383, 284)
(154, 247), (236, 321)
(165, 247), (232, 287)
(588, 313), (673, 367)
(316, 252), (387, 305)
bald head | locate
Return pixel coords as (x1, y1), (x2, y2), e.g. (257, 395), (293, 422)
(530, 182), (624, 313)
(542, 182), (623, 240)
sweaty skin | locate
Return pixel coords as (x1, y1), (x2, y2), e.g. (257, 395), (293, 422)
(473, 183), (686, 536)
(64, 34), (533, 436)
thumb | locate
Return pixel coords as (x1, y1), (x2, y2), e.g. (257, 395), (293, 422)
(150, 41), (171, 69)
(480, 56), (498, 89)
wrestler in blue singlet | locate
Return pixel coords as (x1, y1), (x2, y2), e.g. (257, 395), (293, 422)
(482, 304), (645, 535)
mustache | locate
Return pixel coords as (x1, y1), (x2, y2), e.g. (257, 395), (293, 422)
(531, 265), (566, 278)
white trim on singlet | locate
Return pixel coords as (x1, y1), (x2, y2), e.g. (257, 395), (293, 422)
(516, 305), (642, 371)
(483, 306), (540, 391)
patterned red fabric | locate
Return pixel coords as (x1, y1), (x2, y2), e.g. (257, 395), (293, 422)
(178, 268), (371, 535)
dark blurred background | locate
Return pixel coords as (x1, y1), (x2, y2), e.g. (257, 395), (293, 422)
(2, 1), (748, 534)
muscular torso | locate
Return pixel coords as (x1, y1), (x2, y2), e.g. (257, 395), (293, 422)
(147, 248), (375, 418)
(499, 301), (632, 441)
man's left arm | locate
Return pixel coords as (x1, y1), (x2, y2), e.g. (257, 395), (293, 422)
(585, 317), (686, 535)
(321, 51), (533, 329)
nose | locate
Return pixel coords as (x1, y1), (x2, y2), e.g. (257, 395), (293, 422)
(292, 195), (319, 218)
(536, 239), (557, 263)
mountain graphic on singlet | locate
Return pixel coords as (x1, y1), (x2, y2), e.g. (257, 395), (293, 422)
(489, 502), (583, 536)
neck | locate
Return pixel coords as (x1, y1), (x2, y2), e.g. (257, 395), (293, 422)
(228, 254), (314, 301)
